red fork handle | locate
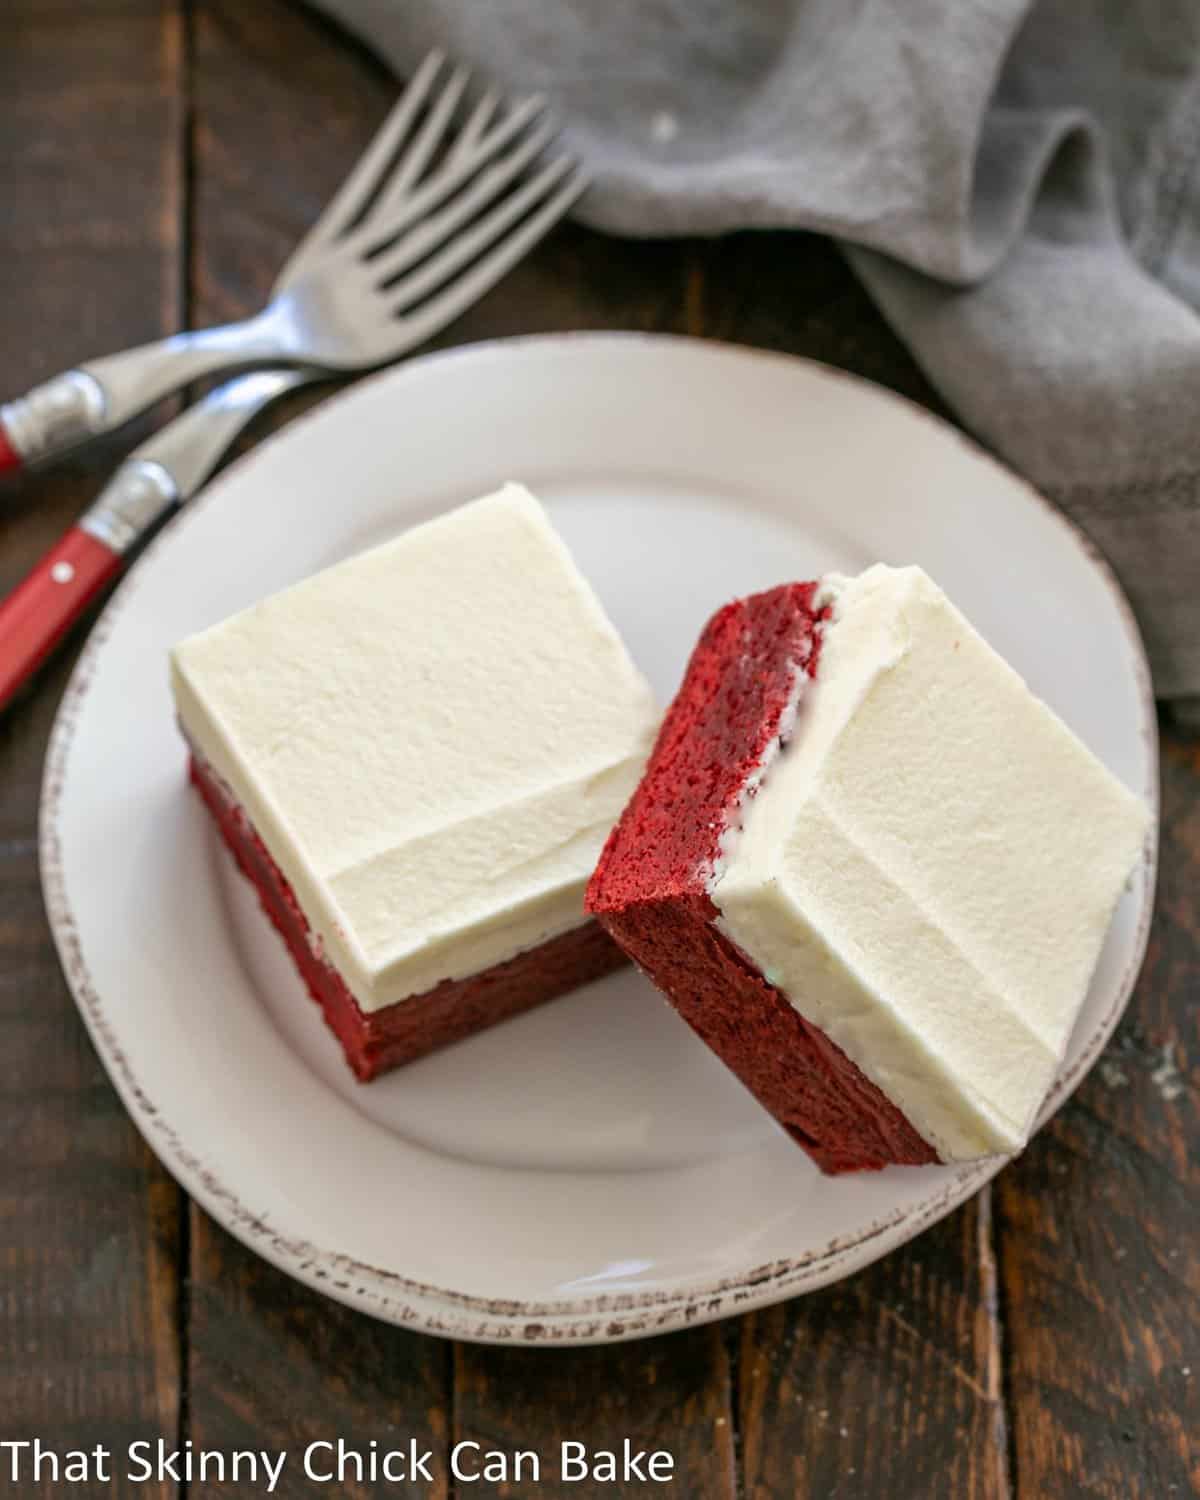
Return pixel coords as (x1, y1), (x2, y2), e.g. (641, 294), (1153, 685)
(0, 527), (123, 713)
(0, 418), (21, 475)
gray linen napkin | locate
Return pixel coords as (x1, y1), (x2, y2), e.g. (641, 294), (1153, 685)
(311, 0), (1200, 712)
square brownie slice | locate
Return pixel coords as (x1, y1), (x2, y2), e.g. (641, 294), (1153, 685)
(587, 566), (1149, 1172)
(173, 484), (658, 1080)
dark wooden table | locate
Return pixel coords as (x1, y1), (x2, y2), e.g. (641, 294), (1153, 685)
(2, 5), (1196, 1497)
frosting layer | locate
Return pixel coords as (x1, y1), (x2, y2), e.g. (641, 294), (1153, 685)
(172, 484), (658, 1011)
(711, 564), (1150, 1160)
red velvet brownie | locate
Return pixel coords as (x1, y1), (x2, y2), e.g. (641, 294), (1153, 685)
(587, 565), (1149, 1172)
(172, 485), (657, 1081)
(190, 752), (625, 1081)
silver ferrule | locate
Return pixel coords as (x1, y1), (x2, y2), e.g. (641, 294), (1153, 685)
(80, 460), (179, 555)
(0, 370), (107, 464)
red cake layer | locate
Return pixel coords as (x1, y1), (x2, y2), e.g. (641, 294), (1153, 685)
(587, 584), (938, 1173)
(190, 754), (626, 1081)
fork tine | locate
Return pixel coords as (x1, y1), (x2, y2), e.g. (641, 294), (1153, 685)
(289, 50), (445, 263)
(386, 62), (470, 201)
(390, 162), (585, 326)
(449, 89), (500, 165)
(394, 169), (587, 347)
(360, 92), (546, 247)
(369, 118), (556, 287)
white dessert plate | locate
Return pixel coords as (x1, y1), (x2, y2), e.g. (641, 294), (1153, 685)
(42, 334), (1157, 1345)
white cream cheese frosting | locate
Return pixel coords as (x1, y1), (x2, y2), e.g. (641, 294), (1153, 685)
(710, 564), (1150, 1161)
(171, 484), (659, 1012)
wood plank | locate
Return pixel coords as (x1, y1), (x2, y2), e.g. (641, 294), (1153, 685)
(0, 1), (185, 1494)
(681, 231), (948, 414)
(453, 1330), (735, 1498)
(186, 1223), (450, 1500)
(188, 1), (391, 329)
(996, 725), (1199, 1498)
(738, 1198), (1010, 1498)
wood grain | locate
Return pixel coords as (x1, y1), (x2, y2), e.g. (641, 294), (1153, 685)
(680, 230), (948, 414)
(738, 1198), (1010, 1499)
(997, 722), (1200, 1498)
(0, 2), (185, 1495)
(186, 1224), (450, 1500)
(453, 1330), (736, 1498)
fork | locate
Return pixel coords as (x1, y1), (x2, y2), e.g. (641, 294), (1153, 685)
(0, 50), (583, 474)
(0, 55), (586, 712)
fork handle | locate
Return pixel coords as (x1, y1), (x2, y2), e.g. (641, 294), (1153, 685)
(0, 529), (123, 713)
(0, 419), (21, 475)
(0, 315), (283, 471)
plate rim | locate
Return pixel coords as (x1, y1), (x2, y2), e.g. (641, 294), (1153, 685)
(38, 331), (1160, 1345)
